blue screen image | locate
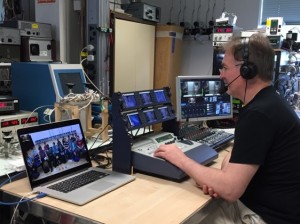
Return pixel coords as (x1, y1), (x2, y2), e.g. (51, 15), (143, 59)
(128, 113), (141, 127)
(159, 107), (170, 119)
(140, 92), (152, 105)
(144, 110), (157, 123)
(123, 94), (137, 108)
(154, 90), (166, 103)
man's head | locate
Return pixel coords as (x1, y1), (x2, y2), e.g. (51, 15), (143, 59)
(219, 33), (275, 100)
(224, 33), (275, 81)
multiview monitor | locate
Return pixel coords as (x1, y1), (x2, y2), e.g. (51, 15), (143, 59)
(176, 75), (233, 122)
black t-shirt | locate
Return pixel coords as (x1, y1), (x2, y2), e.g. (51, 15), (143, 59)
(230, 86), (300, 224)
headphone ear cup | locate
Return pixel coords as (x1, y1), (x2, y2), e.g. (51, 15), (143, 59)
(240, 62), (257, 80)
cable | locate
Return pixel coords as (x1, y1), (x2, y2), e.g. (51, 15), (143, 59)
(0, 171), (26, 188)
(22, 105), (54, 127)
(0, 192), (47, 206)
(9, 191), (45, 224)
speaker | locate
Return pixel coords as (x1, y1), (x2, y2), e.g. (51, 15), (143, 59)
(240, 38), (257, 80)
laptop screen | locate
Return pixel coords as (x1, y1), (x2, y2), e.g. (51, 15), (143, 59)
(17, 119), (92, 188)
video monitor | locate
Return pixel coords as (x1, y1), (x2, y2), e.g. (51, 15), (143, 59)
(176, 75), (232, 122)
(127, 112), (142, 128)
(122, 93), (137, 109)
(154, 89), (167, 103)
(139, 91), (152, 105)
(143, 109), (157, 124)
(158, 106), (170, 120)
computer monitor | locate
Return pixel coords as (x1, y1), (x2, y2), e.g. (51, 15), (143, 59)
(176, 75), (233, 122)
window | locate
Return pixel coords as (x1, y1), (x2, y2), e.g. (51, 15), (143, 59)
(261, 0), (300, 25)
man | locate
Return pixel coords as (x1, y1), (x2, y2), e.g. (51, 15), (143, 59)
(154, 33), (300, 223)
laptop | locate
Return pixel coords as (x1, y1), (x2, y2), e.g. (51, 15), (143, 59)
(17, 119), (135, 205)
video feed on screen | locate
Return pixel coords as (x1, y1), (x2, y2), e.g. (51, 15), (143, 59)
(127, 113), (141, 127)
(154, 90), (167, 103)
(139, 91), (152, 105)
(158, 107), (170, 119)
(122, 93), (137, 108)
(143, 109), (157, 123)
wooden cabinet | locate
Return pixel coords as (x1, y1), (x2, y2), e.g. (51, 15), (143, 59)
(154, 25), (184, 108)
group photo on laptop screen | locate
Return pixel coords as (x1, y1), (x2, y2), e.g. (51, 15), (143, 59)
(19, 123), (89, 182)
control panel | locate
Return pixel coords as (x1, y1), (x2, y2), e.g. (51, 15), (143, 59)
(0, 110), (38, 145)
(212, 25), (233, 47)
(266, 17), (283, 36)
(131, 131), (201, 158)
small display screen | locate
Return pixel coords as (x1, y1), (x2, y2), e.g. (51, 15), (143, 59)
(154, 90), (167, 103)
(1, 119), (20, 128)
(143, 109), (157, 123)
(127, 113), (141, 127)
(21, 116), (38, 124)
(214, 26), (233, 33)
(155, 134), (174, 144)
(139, 91), (152, 105)
(158, 107), (170, 119)
(122, 93), (137, 108)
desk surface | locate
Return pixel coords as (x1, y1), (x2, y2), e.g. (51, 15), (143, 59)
(0, 148), (230, 224)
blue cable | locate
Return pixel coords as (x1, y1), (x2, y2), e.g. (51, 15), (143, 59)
(0, 171), (26, 188)
(0, 192), (47, 205)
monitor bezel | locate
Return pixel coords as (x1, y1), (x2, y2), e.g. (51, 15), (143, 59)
(176, 75), (233, 122)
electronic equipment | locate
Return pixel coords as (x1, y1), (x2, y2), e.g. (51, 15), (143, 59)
(0, 27), (21, 62)
(118, 88), (176, 130)
(123, 2), (161, 23)
(0, 63), (12, 95)
(0, 20), (56, 62)
(0, 110), (38, 145)
(0, 95), (19, 115)
(266, 17), (283, 36)
(212, 47), (224, 76)
(0, 20), (52, 38)
(0, 27), (21, 45)
(176, 76), (232, 122)
(11, 62), (87, 124)
(212, 25), (233, 46)
(179, 126), (234, 149)
(20, 37), (56, 62)
(131, 131), (218, 181)
(267, 35), (283, 49)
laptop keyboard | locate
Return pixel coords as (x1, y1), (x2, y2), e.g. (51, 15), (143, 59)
(48, 170), (109, 193)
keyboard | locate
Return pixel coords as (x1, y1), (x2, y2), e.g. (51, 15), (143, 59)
(48, 170), (109, 193)
(179, 126), (234, 149)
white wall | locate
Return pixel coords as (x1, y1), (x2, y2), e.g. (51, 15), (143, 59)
(143, 0), (262, 76)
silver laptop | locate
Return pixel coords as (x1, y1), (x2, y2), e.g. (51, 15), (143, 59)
(17, 119), (135, 205)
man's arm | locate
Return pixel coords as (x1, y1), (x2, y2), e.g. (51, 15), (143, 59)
(154, 144), (258, 202)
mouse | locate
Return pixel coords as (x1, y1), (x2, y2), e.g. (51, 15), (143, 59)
(181, 139), (194, 145)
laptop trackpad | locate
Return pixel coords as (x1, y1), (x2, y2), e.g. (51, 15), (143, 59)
(88, 181), (114, 191)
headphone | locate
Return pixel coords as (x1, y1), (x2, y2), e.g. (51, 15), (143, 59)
(240, 37), (257, 80)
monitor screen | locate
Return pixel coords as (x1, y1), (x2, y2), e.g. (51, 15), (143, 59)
(127, 112), (141, 128)
(58, 72), (86, 95)
(122, 93), (137, 108)
(158, 106), (170, 120)
(139, 91), (152, 105)
(154, 89), (167, 103)
(143, 109), (157, 124)
(176, 76), (232, 122)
